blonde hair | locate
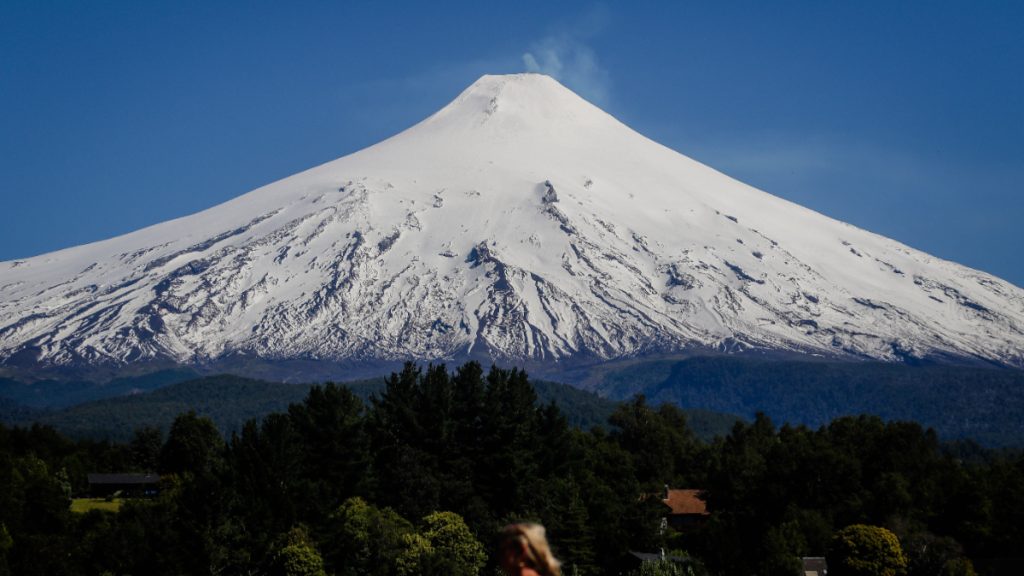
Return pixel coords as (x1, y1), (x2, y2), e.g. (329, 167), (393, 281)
(500, 523), (561, 576)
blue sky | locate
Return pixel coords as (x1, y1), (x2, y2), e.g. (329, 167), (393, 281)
(2, 1), (1022, 287)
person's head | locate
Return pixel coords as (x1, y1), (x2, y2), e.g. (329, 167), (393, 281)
(498, 523), (561, 576)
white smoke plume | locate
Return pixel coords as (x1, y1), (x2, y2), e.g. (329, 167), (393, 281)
(522, 8), (611, 106)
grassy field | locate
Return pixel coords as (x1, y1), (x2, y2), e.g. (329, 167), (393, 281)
(70, 498), (123, 513)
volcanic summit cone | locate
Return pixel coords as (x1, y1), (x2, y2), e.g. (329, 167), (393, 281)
(2, 74), (1022, 369)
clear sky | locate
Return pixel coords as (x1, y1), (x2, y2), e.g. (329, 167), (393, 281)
(2, 1), (1022, 287)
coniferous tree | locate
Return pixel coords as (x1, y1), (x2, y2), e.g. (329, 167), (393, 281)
(159, 411), (223, 476)
(129, 425), (163, 472)
(288, 382), (370, 512)
(370, 363), (441, 519)
(480, 366), (541, 517)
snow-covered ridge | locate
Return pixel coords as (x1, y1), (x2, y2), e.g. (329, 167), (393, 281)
(2, 73), (1023, 368)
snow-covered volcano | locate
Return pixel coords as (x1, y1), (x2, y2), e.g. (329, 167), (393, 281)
(2, 73), (1023, 369)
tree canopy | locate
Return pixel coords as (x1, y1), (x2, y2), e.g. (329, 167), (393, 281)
(0, 361), (1020, 575)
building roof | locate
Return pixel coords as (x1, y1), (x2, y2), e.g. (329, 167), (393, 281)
(629, 551), (693, 564)
(87, 473), (160, 485)
(663, 489), (709, 516)
(801, 556), (828, 576)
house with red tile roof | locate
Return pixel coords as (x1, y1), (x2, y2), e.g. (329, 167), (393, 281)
(661, 487), (709, 531)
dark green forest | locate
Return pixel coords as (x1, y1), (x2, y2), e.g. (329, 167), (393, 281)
(591, 356), (1024, 448)
(0, 362), (1021, 575)
(6, 356), (1024, 447)
(0, 374), (740, 444)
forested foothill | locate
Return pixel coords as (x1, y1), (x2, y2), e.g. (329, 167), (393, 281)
(0, 373), (740, 445)
(590, 356), (1024, 448)
(0, 362), (1021, 575)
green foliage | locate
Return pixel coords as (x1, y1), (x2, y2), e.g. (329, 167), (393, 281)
(1, 374), (382, 441)
(3, 371), (740, 445)
(939, 557), (977, 576)
(415, 511), (487, 576)
(274, 545), (326, 576)
(324, 497), (414, 576)
(531, 378), (618, 431)
(760, 521), (806, 576)
(0, 368), (198, 409)
(828, 524), (908, 576)
(394, 532), (431, 576)
(0, 524), (8, 576)
(0, 522), (10, 576)
(599, 356), (1024, 448)
(625, 558), (705, 576)
(324, 500), (483, 576)
(129, 426), (163, 471)
(287, 382), (370, 507)
(70, 498), (122, 513)
(0, 362), (1023, 575)
(272, 526), (326, 576)
(545, 477), (598, 575)
(158, 411), (222, 475)
(891, 520), (974, 576)
(609, 395), (700, 487)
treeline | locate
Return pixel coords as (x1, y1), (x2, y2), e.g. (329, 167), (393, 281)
(3, 373), (729, 444)
(599, 356), (1024, 448)
(0, 361), (1021, 575)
